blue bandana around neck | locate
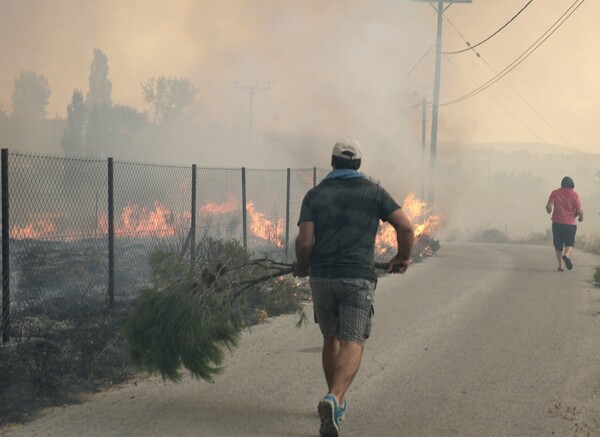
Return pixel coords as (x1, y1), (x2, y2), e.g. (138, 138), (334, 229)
(324, 169), (365, 180)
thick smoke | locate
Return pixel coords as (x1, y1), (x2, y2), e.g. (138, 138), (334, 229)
(1, 1), (599, 238)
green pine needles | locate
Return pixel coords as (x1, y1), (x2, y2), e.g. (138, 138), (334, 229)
(121, 237), (297, 382)
(122, 277), (243, 382)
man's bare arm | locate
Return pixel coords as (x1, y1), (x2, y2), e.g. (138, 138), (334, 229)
(294, 221), (314, 277)
(385, 208), (415, 274)
(577, 208), (584, 222)
(546, 203), (553, 214)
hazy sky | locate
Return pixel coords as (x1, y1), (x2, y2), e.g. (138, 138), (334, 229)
(1, 0), (599, 154)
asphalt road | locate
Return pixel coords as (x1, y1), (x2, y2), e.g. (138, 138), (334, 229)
(4, 243), (600, 437)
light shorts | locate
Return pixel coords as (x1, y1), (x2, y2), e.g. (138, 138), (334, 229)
(310, 277), (376, 345)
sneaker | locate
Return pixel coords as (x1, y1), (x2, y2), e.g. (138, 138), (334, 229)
(338, 400), (347, 421)
(318, 393), (340, 437)
(562, 255), (573, 270)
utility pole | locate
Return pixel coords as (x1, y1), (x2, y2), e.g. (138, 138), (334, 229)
(411, 0), (471, 206)
(421, 98), (427, 201)
(234, 82), (270, 148)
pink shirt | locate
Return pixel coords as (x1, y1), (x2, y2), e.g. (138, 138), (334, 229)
(548, 188), (581, 225)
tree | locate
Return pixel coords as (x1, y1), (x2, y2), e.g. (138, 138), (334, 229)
(0, 105), (9, 146)
(108, 104), (148, 159)
(85, 104), (147, 159)
(141, 76), (197, 123)
(11, 70), (51, 120)
(61, 89), (87, 156)
(86, 48), (112, 108)
(0, 105), (8, 122)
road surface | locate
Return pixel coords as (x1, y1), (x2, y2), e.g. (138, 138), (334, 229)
(3, 243), (600, 436)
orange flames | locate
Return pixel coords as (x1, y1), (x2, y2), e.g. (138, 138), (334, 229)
(9, 193), (436, 254)
(11, 219), (56, 240)
(10, 196), (286, 247)
(97, 202), (188, 238)
(375, 193), (442, 255)
(199, 195), (238, 216)
(246, 201), (284, 247)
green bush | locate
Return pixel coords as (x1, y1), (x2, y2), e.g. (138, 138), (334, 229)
(474, 228), (509, 244)
(592, 267), (600, 288)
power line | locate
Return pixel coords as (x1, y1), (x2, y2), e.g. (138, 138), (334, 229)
(442, 0), (533, 55)
(439, 3), (599, 181)
(441, 0), (586, 107)
(442, 54), (599, 182)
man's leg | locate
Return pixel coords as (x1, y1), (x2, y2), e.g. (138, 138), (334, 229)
(329, 339), (364, 404)
(322, 336), (340, 391)
(562, 245), (574, 270)
(555, 249), (564, 269)
(564, 246), (574, 258)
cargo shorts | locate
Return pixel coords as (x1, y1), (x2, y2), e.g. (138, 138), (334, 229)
(310, 277), (376, 345)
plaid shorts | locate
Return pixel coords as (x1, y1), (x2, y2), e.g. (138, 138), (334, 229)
(310, 277), (376, 345)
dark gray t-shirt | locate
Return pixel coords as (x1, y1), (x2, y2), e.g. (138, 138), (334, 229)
(298, 177), (401, 281)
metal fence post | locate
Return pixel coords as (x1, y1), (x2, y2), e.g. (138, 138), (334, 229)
(313, 167), (317, 187)
(191, 164), (197, 265)
(107, 157), (114, 309)
(2, 149), (10, 343)
(285, 168), (291, 261)
(241, 167), (247, 250)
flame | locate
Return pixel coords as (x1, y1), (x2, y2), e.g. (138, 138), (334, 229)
(12, 192), (432, 254)
(10, 219), (56, 240)
(199, 195), (238, 216)
(246, 201), (284, 247)
(375, 193), (442, 256)
(402, 192), (426, 220)
(9, 195), (283, 245)
(9, 211), (82, 241)
(413, 215), (442, 239)
(96, 202), (183, 238)
(117, 202), (177, 237)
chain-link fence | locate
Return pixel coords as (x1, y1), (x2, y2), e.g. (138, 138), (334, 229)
(1, 150), (326, 343)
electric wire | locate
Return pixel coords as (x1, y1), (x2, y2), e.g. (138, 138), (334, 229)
(442, 54), (599, 183)
(442, 0), (533, 55)
(440, 1), (598, 181)
(441, 0), (585, 107)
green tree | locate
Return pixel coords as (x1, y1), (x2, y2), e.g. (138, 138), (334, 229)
(85, 104), (147, 159)
(0, 105), (9, 146)
(11, 70), (51, 120)
(86, 48), (112, 108)
(109, 104), (148, 159)
(61, 89), (87, 156)
(141, 76), (197, 123)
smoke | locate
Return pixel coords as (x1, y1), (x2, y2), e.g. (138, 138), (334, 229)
(0, 1), (430, 164)
(2, 1), (600, 239)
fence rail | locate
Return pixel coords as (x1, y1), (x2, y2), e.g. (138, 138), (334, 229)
(0, 149), (328, 343)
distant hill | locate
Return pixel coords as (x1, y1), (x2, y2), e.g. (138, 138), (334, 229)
(450, 142), (589, 156)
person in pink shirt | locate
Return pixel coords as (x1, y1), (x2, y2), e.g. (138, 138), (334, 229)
(546, 176), (584, 271)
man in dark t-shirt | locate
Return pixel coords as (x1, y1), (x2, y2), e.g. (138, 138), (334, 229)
(294, 139), (414, 437)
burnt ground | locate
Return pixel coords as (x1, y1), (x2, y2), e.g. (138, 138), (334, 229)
(0, 283), (307, 428)
(0, 298), (138, 427)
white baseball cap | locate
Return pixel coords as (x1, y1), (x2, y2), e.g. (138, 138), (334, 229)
(332, 138), (362, 160)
